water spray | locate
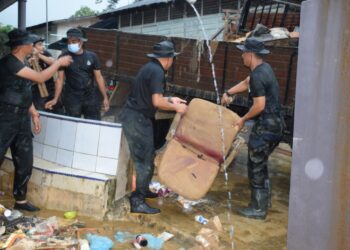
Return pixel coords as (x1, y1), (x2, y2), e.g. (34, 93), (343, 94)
(186, 2), (235, 249)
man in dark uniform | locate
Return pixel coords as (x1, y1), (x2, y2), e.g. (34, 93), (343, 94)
(45, 28), (109, 120)
(119, 40), (187, 214)
(221, 38), (284, 219)
(29, 36), (63, 114)
(0, 29), (71, 211)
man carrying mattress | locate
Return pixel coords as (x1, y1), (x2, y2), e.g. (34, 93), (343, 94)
(221, 38), (284, 220)
(119, 40), (187, 214)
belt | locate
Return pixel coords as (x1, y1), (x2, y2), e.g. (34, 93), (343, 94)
(0, 103), (28, 115)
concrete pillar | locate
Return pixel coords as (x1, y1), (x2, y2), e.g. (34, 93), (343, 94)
(287, 1), (350, 250)
(18, 0), (26, 30)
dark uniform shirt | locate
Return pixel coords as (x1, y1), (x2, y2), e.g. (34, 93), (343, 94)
(59, 50), (101, 105)
(125, 59), (165, 118)
(32, 50), (55, 98)
(0, 54), (32, 108)
(249, 62), (281, 119)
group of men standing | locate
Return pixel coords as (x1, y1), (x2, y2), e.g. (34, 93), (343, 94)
(0, 28), (109, 212)
(0, 27), (284, 221)
(32, 28), (109, 119)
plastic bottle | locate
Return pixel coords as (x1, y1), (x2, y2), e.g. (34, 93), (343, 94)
(195, 215), (209, 225)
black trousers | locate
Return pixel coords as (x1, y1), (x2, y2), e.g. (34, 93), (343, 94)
(0, 110), (33, 201)
(119, 108), (155, 201)
(63, 89), (101, 121)
(64, 103), (101, 120)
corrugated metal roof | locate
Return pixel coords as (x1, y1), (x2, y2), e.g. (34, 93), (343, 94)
(100, 0), (172, 16)
(0, 0), (16, 12)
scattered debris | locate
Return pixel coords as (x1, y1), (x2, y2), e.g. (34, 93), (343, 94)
(8, 238), (35, 250)
(86, 233), (113, 250)
(206, 216), (223, 233)
(115, 231), (136, 243)
(140, 234), (164, 250)
(195, 234), (211, 249)
(157, 231), (174, 242)
(115, 231), (168, 250)
(195, 215), (209, 225)
(0, 203), (108, 250)
(191, 216), (224, 249)
(133, 234), (148, 249)
(0, 230), (26, 249)
(0, 226), (5, 236)
(177, 195), (209, 210)
(149, 182), (173, 197)
(64, 211), (77, 220)
(32, 216), (58, 236)
(78, 239), (90, 250)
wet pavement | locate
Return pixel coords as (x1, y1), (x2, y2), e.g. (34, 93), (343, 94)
(121, 143), (291, 250)
(0, 139), (291, 250)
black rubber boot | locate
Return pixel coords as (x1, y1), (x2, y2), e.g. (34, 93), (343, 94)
(130, 196), (160, 214)
(144, 190), (158, 199)
(265, 179), (272, 208)
(14, 201), (40, 212)
(238, 188), (268, 220)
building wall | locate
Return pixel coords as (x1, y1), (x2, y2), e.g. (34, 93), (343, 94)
(120, 13), (224, 40)
(55, 17), (99, 39)
(83, 28), (297, 108)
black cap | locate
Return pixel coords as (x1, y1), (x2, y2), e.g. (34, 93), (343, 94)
(147, 40), (180, 58)
(236, 37), (270, 55)
(5, 29), (37, 47)
(32, 34), (45, 45)
(66, 28), (87, 42)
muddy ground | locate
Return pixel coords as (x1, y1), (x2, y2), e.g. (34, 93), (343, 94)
(0, 137), (291, 250)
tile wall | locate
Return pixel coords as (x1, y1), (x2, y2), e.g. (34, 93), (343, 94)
(33, 112), (123, 176)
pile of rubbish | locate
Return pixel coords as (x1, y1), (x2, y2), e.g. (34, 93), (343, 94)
(233, 23), (300, 46)
(0, 207), (81, 249)
(149, 181), (211, 212)
(0, 202), (176, 250)
(190, 215), (224, 250)
(148, 182), (225, 249)
(1, 180), (226, 249)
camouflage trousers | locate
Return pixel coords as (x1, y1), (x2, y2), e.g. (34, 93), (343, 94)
(247, 115), (284, 189)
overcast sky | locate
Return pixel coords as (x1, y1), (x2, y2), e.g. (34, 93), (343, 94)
(0, 0), (131, 27)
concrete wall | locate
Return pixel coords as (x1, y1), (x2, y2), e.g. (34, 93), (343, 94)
(0, 158), (115, 219)
(288, 0), (350, 249)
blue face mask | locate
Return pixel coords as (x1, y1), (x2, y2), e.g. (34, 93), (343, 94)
(68, 43), (80, 53)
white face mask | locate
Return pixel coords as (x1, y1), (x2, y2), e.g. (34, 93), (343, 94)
(68, 43), (80, 53)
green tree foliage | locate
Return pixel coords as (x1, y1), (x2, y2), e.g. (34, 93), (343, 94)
(0, 24), (13, 57)
(71, 6), (96, 18)
(95, 0), (119, 12)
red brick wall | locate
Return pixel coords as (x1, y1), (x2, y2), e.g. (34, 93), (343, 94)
(83, 28), (297, 107)
(84, 29), (118, 80)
